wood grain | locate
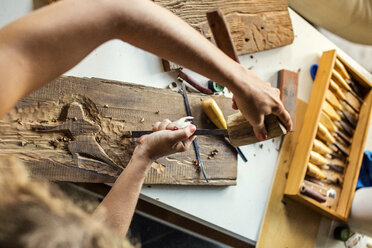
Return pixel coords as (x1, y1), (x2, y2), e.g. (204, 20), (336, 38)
(227, 112), (287, 147)
(257, 99), (321, 248)
(156, 0), (294, 70)
(0, 76), (238, 185)
(155, 0), (294, 55)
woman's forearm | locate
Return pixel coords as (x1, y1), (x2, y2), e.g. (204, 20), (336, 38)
(95, 149), (152, 236)
(0, 0), (245, 119)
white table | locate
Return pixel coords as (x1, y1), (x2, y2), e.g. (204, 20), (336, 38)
(1, 2), (372, 246)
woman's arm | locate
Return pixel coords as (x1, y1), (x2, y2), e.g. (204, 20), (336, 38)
(96, 120), (196, 235)
(0, 0), (291, 139)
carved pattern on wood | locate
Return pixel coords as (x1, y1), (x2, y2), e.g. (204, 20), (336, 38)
(0, 76), (237, 185)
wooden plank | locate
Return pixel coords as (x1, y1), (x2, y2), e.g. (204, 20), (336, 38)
(257, 99), (321, 248)
(155, 0), (294, 55)
(159, 0), (294, 71)
(0, 76), (238, 185)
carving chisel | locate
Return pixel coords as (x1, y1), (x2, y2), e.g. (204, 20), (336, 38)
(334, 59), (365, 99)
(317, 122), (349, 157)
(129, 129), (228, 138)
(323, 100), (357, 130)
(329, 79), (360, 114)
(202, 97), (247, 162)
(306, 162), (341, 185)
(310, 151), (345, 173)
(182, 83), (208, 182)
(332, 69), (364, 103)
(319, 111), (353, 145)
(312, 138), (345, 161)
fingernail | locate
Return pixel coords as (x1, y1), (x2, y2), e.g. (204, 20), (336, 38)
(174, 127), (179, 130)
(259, 133), (267, 141)
(189, 125), (196, 133)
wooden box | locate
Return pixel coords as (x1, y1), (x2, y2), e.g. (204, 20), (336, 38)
(284, 50), (372, 221)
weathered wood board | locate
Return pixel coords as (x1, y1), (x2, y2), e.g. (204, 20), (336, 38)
(156, 0), (294, 70)
(0, 76), (238, 185)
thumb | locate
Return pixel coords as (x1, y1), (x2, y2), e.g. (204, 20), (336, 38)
(252, 115), (267, 141)
(168, 125), (196, 143)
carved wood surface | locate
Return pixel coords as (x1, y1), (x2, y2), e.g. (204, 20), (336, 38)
(155, 0), (294, 55)
(0, 76), (238, 185)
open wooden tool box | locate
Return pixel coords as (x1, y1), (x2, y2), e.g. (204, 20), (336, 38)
(284, 50), (372, 221)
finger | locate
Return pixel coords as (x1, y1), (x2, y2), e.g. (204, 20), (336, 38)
(273, 105), (293, 132)
(159, 119), (172, 130)
(138, 134), (148, 144)
(166, 121), (179, 131)
(252, 115), (267, 141)
(180, 135), (196, 152)
(152, 121), (161, 132)
(168, 125), (196, 144)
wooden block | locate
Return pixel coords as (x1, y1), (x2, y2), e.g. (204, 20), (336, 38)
(226, 113), (286, 147)
(278, 69), (298, 130)
(0, 76), (238, 185)
(155, 0), (294, 55)
(206, 9), (239, 62)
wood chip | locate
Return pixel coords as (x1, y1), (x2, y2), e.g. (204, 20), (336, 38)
(151, 162), (166, 174)
(140, 118), (145, 123)
(104, 104), (109, 108)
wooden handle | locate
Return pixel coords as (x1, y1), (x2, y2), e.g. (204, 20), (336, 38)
(332, 69), (351, 91)
(226, 112), (286, 147)
(307, 162), (326, 180)
(310, 151), (328, 166)
(325, 90), (342, 111)
(178, 70), (213, 95)
(320, 111), (338, 133)
(313, 139), (332, 155)
(329, 79), (346, 100)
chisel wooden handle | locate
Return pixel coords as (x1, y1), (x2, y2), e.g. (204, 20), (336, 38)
(313, 139), (332, 155)
(332, 69), (351, 91)
(307, 162), (326, 180)
(320, 111), (338, 133)
(317, 122), (336, 144)
(202, 98), (227, 129)
(310, 151), (328, 166)
(329, 79), (346, 100)
(335, 58), (350, 80)
(323, 101), (341, 122)
(301, 184), (327, 203)
(325, 90), (342, 111)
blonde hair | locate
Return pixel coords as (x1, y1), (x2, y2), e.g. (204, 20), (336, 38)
(0, 156), (136, 248)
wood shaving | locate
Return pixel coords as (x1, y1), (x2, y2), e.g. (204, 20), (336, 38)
(140, 118), (145, 123)
(103, 104), (109, 108)
(151, 162), (165, 174)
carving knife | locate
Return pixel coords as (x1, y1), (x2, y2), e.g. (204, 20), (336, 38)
(182, 83), (208, 182)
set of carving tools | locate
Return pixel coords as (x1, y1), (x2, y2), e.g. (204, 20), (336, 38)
(302, 58), (364, 203)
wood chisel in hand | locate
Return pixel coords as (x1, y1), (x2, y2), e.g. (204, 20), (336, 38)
(202, 97), (248, 162)
(182, 83), (208, 182)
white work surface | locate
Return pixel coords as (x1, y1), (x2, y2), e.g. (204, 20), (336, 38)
(2, 2), (372, 245)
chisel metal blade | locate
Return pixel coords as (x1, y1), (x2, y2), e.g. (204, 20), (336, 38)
(182, 83), (209, 183)
(128, 129), (228, 138)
